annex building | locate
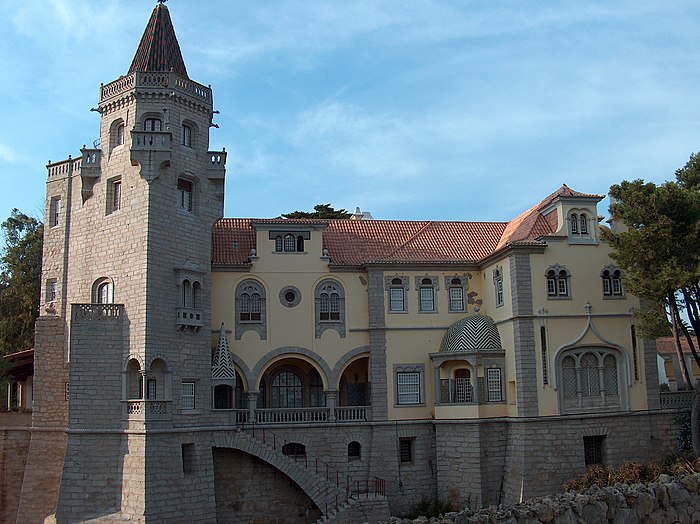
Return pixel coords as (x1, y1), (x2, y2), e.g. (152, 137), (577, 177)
(3, 3), (682, 523)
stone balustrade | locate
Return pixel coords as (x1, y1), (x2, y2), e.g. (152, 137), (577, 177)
(334, 406), (369, 422)
(255, 407), (329, 424)
(661, 390), (695, 410)
(100, 71), (211, 102)
(72, 304), (123, 320)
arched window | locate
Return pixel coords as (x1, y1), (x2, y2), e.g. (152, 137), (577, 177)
(182, 279), (192, 308)
(315, 280), (346, 338)
(192, 281), (201, 308)
(447, 276), (466, 312)
(493, 268), (504, 307)
(93, 278), (114, 304)
(236, 280), (266, 339)
(275, 236), (283, 252)
(117, 124), (125, 146)
(546, 265), (570, 298)
(579, 213), (588, 234)
(177, 178), (193, 213)
(570, 213), (579, 234)
(601, 266), (623, 297)
(348, 441), (361, 459)
(214, 384), (233, 409)
(309, 370), (325, 407)
(126, 359), (142, 400)
(182, 124), (192, 147)
(296, 235), (304, 252)
(271, 371), (302, 408)
(558, 348), (622, 413)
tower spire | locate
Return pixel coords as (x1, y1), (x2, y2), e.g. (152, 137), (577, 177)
(128, 2), (188, 78)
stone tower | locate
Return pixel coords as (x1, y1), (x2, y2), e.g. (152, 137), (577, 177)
(18, 3), (226, 521)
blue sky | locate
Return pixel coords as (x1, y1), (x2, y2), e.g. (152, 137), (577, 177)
(0, 1), (699, 225)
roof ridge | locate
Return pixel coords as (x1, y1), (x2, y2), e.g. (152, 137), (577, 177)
(377, 220), (433, 261)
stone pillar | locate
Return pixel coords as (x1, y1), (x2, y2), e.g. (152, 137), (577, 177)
(433, 365), (441, 404)
(509, 252), (538, 417)
(325, 390), (337, 421)
(367, 268), (388, 420)
(247, 391), (258, 423)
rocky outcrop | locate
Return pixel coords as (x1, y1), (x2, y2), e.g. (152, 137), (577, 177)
(383, 473), (700, 524)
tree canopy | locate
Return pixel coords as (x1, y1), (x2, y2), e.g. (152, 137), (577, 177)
(281, 204), (351, 219)
(0, 209), (43, 355)
(604, 153), (700, 454)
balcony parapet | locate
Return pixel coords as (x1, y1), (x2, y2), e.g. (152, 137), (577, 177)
(660, 390), (694, 410)
(256, 407), (329, 424)
(79, 147), (102, 201)
(124, 400), (172, 421)
(334, 406), (369, 422)
(207, 149), (227, 180)
(72, 303), (123, 321)
(177, 307), (203, 330)
(100, 72), (212, 105)
(130, 130), (172, 181)
(46, 156), (82, 180)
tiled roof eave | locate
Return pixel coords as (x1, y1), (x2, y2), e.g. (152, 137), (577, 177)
(212, 263), (252, 272)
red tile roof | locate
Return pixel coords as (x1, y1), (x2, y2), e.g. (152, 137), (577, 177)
(129, 3), (188, 78)
(211, 185), (604, 267)
(656, 337), (695, 355)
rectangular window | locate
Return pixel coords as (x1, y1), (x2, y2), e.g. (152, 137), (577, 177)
(147, 378), (157, 400)
(399, 438), (413, 463)
(612, 278), (622, 295)
(487, 369), (502, 402)
(182, 381), (195, 410)
(495, 278), (504, 307)
(397, 372), (421, 405)
(583, 435), (605, 466)
(50, 197), (61, 227)
(419, 287), (434, 312)
(540, 326), (548, 385)
(547, 278), (556, 296)
(449, 287), (464, 311)
(602, 278), (611, 296)
(389, 287), (405, 312)
(182, 443), (195, 474)
(557, 278), (568, 296)
(107, 177), (121, 214)
(46, 279), (58, 303)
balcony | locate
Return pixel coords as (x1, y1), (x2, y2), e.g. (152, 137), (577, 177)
(207, 150), (227, 180)
(125, 400), (171, 421)
(130, 130), (172, 180)
(438, 378), (476, 404)
(72, 303), (123, 321)
(100, 71), (212, 104)
(256, 407), (329, 424)
(177, 307), (203, 330)
(660, 390), (695, 410)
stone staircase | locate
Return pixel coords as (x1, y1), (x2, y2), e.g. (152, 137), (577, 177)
(215, 428), (390, 522)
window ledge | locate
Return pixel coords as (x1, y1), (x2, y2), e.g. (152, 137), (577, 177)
(603, 295), (626, 300)
(395, 403), (426, 408)
(547, 296), (572, 300)
(272, 251), (308, 255)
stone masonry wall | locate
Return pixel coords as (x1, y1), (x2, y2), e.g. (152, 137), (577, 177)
(0, 413), (31, 524)
(213, 447), (322, 523)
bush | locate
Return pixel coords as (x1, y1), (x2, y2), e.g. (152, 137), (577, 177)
(405, 496), (455, 519)
(563, 452), (700, 492)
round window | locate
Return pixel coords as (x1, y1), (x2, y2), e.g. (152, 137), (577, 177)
(279, 286), (301, 307)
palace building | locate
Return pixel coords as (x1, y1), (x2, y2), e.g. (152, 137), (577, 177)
(5, 3), (680, 523)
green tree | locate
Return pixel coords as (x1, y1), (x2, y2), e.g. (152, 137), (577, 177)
(281, 203), (351, 219)
(0, 209), (43, 355)
(604, 153), (700, 454)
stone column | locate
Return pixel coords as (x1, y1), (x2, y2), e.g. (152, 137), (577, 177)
(433, 365), (441, 404)
(325, 390), (337, 421)
(247, 391), (258, 423)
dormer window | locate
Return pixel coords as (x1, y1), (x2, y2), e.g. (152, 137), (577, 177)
(271, 231), (310, 253)
(568, 210), (595, 243)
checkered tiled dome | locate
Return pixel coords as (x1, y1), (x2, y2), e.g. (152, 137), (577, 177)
(440, 314), (502, 352)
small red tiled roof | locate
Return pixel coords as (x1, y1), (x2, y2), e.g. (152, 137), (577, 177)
(211, 185), (604, 267)
(129, 3), (188, 78)
(495, 185), (603, 250)
(656, 337), (694, 355)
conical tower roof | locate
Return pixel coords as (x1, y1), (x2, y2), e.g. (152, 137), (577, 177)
(129, 2), (188, 78)
(212, 324), (236, 379)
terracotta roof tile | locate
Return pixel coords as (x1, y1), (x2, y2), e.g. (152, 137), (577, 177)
(656, 337), (694, 355)
(211, 186), (603, 267)
(129, 4), (188, 78)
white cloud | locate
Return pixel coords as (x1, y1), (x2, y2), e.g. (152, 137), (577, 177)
(0, 144), (18, 163)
